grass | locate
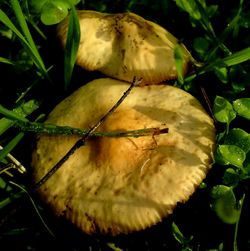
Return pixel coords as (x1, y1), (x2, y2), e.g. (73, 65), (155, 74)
(0, 0), (250, 250)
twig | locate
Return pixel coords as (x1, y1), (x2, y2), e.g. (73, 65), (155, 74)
(34, 77), (144, 189)
(199, 85), (216, 122)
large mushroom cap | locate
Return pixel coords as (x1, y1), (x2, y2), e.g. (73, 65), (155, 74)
(57, 10), (191, 84)
(32, 78), (215, 235)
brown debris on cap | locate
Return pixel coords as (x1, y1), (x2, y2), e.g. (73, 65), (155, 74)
(32, 78), (215, 235)
(57, 10), (191, 85)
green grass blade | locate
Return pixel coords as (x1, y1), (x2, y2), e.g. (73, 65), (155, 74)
(0, 105), (28, 123)
(203, 47), (250, 72)
(230, 0), (244, 38)
(0, 118), (14, 136)
(186, 46), (250, 81)
(0, 57), (14, 65)
(0, 132), (24, 161)
(222, 47), (250, 66)
(176, 0), (231, 56)
(11, 0), (38, 54)
(0, 9), (28, 42)
(9, 181), (55, 237)
(10, 0), (48, 77)
(0, 100), (39, 135)
(0, 8), (48, 78)
(0, 190), (24, 209)
(64, 5), (80, 89)
(174, 44), (186, 84)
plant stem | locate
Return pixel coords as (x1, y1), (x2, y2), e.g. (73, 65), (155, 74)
(233, 193), (246, 251)
(15, 120), (168, 138)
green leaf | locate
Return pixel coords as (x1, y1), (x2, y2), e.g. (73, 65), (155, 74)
(172, 222), (192, 246)
(64, 5), (80, 89)
(29, 0), (80, 15)
(224, 128), (250, 153)
(106, 243), (123, 251)
(69, 0), (81, 4)
(29, 0), (48, 14)
(213, 96), (236, 125)
(206, 5), (218, 18)
(217, 145), (246, 168)
(41, 0), (70, 25)
(172, 222), (186, 245)
(175, 0), (201, 20)
(14, 48), (34, 72)
(211, 185), (240, 224)
(233, 98), (250, 120)
(193, 37), (210, 56)
(223, 168), (240, 186)
(244, 152), (250, 172)
(214, 67), (228, 83)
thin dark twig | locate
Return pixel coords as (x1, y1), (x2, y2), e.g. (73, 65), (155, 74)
(34, 77), (142, 190)
(200, 85), (216, 122)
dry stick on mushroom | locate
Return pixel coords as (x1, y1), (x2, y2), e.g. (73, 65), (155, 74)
(34, 77), (168, 189)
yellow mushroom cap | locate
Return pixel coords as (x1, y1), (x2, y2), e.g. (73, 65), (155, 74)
(32, 78), (215, 235)
(57, 11), (191, 84)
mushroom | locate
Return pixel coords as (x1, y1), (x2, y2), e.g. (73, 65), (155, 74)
(32, 78), (215, 235)
(57, 10), (191, 84)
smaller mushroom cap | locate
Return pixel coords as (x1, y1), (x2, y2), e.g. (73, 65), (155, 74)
(32, 78), (215, 235)
(57, 11), (191, 84)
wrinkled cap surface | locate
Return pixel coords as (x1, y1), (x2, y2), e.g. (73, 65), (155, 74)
(57, 10), (191, 84)
(32, 78), (215, 235)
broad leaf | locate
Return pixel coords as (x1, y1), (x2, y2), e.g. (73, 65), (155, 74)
(193, 37), (210, 57)
(224, 128), (250, 153)
(41, 1), (70, 25)
(213, 96), (236, 125)
(214, 67), (228, 83)
(233, 98), (250, 120)
(211, 185), (240, 224)
(222, 168), (240, 186)
(217, 145), (246, 168)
